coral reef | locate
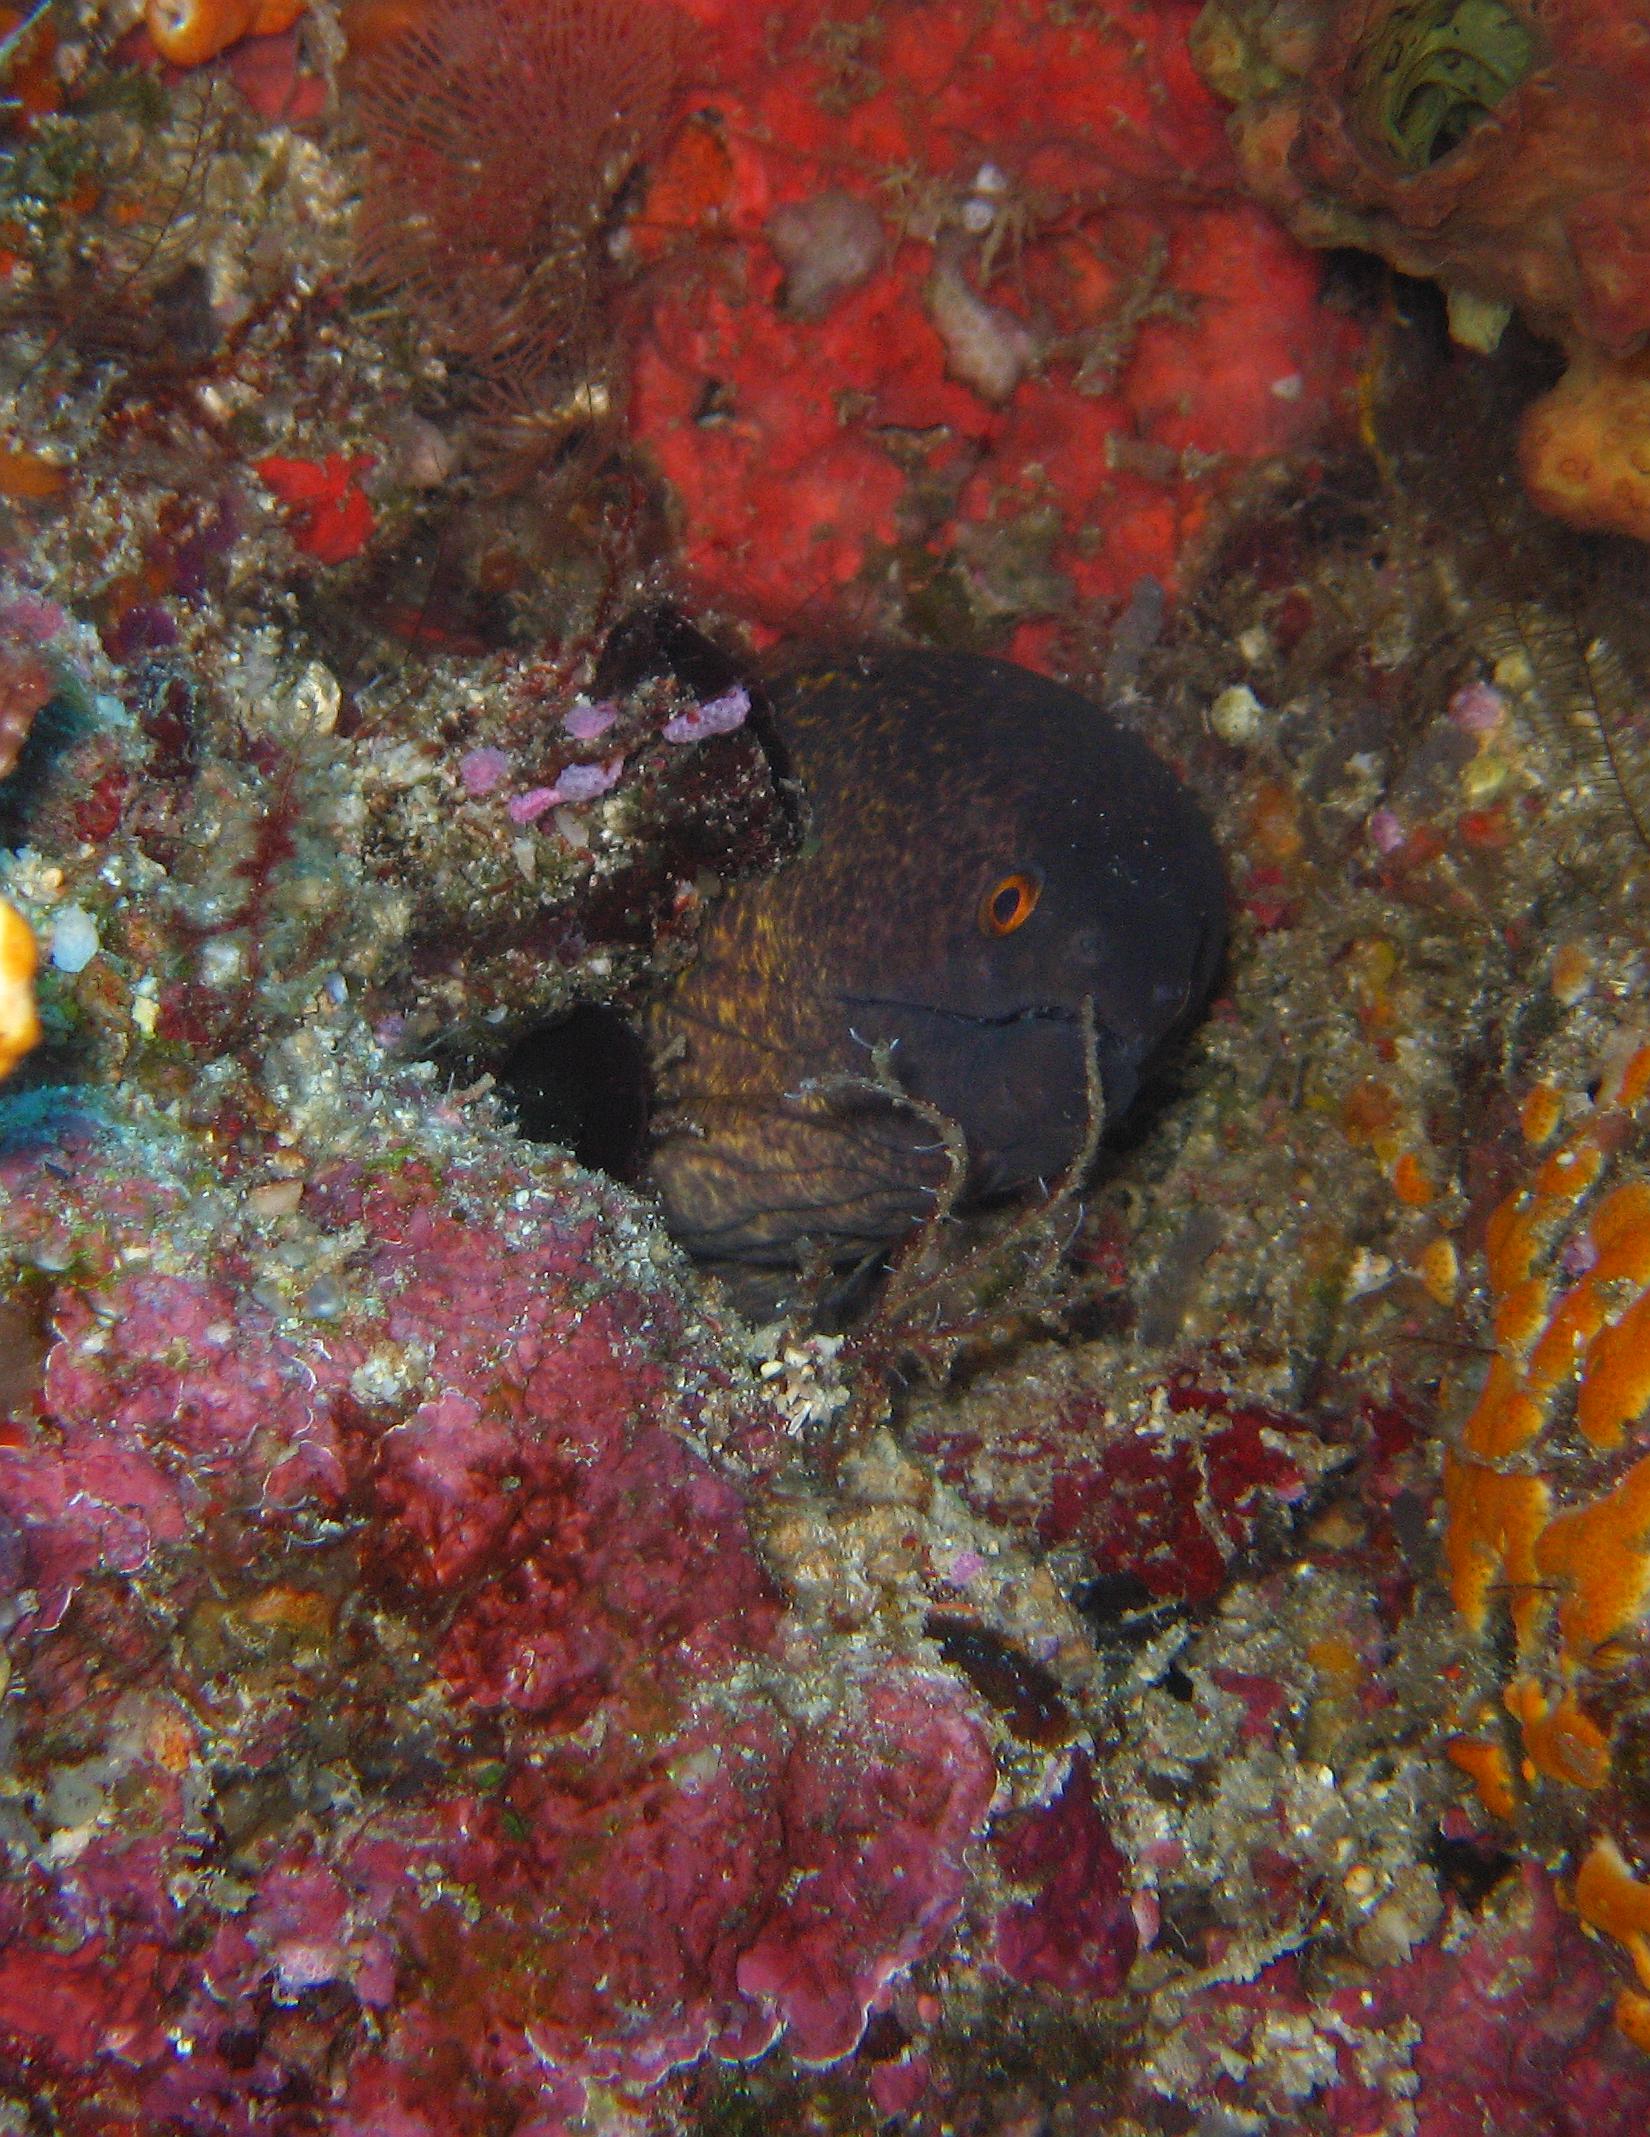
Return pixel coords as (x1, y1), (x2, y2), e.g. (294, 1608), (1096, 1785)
(0, 1104), (1004, 2123)
(1192, 0), (1650, 539)
(5, 4), (1650, 2132)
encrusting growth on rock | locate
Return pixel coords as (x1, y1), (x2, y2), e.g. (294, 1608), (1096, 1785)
(0, 894), (39, 1079)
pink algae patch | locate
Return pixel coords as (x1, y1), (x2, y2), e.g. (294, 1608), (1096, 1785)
(733, 1672), (997, 2064)
(0, 1148), (999, 2117)
(15, 1270), (346, 1625)
(348, 1669), (996, 2090)
(1155, 1868), (1650, 2136)
(359, 1309), (785, 1725)
(990, 1753), (1138, 1997)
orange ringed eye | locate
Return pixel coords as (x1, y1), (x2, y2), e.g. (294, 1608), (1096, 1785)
(979, 870), (1041, 937)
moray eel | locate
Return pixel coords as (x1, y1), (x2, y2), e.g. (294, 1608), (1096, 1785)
(645, 649), (1226, 1269)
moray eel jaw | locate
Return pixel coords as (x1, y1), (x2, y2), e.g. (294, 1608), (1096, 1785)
(831, 996), (1130, 1202)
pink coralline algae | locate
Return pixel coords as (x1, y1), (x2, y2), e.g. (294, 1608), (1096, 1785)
(989, 1754), (1138, 1998)
(732, 1676), (998, 2066)
(0, 1128), (997, 2129)
(561, 697), (618, 742)
(506, 753), (627, 820)
(457, 744), (511, 795)
(1376, 1869), (1650, 2137)
(922, 1377), (1327, 1612)
(1141, 1867), (1650, 2137)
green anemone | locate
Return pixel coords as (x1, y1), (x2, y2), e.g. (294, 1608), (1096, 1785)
(1353, 0), (1534, 172)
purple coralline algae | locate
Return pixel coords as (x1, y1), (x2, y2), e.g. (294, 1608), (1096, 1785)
(505, 753), (626, 821)
(562, 699), (619, 742)
(0, 1120), (996, 2128)
(988, 1753), (1138, 1998)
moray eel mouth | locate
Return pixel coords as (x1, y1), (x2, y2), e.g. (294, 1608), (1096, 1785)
(824, 986), (1196, 1203)
(642, 646), (1228, 1272)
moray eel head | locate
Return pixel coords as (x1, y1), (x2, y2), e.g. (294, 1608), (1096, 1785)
(645, 649), (1226, 1269)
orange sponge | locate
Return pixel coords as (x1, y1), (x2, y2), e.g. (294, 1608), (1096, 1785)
(146, 0), (307, 70)
(1520, 351), (1650, 545)
(0, 896), (40, 1081)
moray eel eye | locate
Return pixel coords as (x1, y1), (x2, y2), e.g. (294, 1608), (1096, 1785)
(979, 869), (1042, 937)
(1353, 0), (1533, 172)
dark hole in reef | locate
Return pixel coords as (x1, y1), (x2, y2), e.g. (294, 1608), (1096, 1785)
(494, 1003), (649, 1180)
(924, 1612), (1076, 1747)
(1072, 1569), (1169, 1640)
(1380, 274), (1565, 415)
(0, 691), (89, 845)
(1428, 1826), (1518, 1910)
(217, 2025), (264, 2072)
(1317, 242), (1392, 311)
(857, 2011), (910, 2063)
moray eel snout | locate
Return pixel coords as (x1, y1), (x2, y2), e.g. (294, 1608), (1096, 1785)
(645, 649), (1226, 1268)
